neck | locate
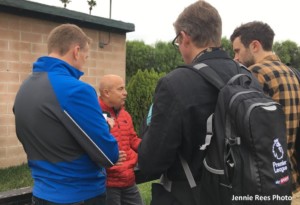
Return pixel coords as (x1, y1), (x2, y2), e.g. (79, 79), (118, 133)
(192, 47), (222, 63)
(254, 51), (274, 64)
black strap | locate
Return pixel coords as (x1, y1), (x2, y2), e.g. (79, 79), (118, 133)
(179, 154), (200, 205)
(290, 67), (300, 83)
(289, 67), (300, 174)
(188, 63), (225, 90)
(183, 63), (252, 91)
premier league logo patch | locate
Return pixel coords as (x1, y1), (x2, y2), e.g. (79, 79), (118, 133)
(272, 138), (287, 174)
(272, 138), (284, 160)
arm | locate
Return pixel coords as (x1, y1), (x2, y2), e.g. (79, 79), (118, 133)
(63, 84), (119, 167)
(126, 112), (141, 151)
(138, 77), (182, 176)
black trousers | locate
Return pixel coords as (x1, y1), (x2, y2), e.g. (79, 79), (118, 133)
(32, 194), (106, 205)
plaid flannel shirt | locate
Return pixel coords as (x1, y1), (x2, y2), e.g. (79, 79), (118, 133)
(249, 54), (300, 192)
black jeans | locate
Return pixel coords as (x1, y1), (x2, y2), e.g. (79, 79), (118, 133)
(32, 194), (106, 205)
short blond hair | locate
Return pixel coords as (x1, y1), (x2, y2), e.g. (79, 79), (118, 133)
(47, 24), (92, 55)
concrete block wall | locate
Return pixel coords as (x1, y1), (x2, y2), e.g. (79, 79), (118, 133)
(0, 12), (126, 168)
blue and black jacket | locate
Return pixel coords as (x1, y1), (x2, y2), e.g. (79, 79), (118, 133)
(13, 56), (119, 203)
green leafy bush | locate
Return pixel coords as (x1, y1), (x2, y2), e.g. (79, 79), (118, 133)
(126, 69), (165, 133)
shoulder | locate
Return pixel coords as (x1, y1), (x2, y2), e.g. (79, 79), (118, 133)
(154, 68), (193, 96)
(249, 60), (288, 76)
(120, 108), (133, 120)
(160, 67), (194, 84)
(63, 81), (98, 108)
(119, 108), (129, 115)
(167, 66), (191, 77)
(70, 81), (96, 95)
(248, 63), (267, 73)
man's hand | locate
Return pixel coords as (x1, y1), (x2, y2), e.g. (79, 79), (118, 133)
(107, 117), (115, 128)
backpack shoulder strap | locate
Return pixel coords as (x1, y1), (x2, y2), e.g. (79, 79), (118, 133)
(179, 154), (201, 205)
(290, 67), (300, 83)
(183, 63), (225, 90)
(184, 63), (252, 89)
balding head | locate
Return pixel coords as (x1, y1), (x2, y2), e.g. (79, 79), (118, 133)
(99, 75), (127, 109)
(99, 75), (123, 92)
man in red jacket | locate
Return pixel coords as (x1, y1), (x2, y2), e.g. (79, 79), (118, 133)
(98, 74), (143, 205)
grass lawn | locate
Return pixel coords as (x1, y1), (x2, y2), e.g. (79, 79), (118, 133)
(0, 163), (33, 192)
(0, 164), (153, 205)
(138, 180), (153, 205)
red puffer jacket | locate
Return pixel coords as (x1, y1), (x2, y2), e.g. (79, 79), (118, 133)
(99, 99), (141, 187)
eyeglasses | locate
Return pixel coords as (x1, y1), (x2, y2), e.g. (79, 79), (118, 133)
(172, 33), (180, 49)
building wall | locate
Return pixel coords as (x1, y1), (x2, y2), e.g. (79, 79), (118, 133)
(0, 12), (126, 168)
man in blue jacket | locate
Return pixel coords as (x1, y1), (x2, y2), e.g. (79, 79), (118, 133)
(13, 24), (119, 205)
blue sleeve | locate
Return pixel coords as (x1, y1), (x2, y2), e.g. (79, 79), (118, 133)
(56, 79), (119, 167)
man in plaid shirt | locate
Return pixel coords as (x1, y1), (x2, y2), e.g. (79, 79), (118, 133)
(230, 21), (300, 205)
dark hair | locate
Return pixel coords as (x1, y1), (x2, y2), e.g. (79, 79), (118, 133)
(230, 21), (274, 51)
(173, 1), (222, 47)
(47, 24), (92, 55)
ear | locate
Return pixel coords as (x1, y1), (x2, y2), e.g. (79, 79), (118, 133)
(250, 40), (261, 52)
(181, 31), (191, 47)
(73, 45), (81, 61)
(103, 89), (110, 98)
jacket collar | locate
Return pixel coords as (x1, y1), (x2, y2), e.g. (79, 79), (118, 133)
(33, 56), (84, 79)
(99, 98), (113, 112)
(98, 98), (122, 116)
(194, 48), (231, 63)
(257, 54), (281, 64)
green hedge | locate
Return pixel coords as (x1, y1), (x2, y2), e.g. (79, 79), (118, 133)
(126, 69), (165, 133)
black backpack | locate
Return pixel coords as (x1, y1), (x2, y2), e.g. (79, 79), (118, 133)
(188, 63), (292, 205)
(289, 67), (300, 178)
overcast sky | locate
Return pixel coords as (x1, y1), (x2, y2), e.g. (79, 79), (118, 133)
(27, 0), (300, 46)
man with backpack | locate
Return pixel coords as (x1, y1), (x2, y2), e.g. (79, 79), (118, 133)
(230, 21), (300, 205)
(138, 1), (293, 205)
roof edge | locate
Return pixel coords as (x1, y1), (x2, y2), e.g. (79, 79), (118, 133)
(0, 0), (135, 33)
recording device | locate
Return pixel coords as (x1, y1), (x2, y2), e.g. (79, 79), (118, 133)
(102, 111), (111, 120)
